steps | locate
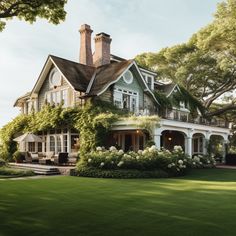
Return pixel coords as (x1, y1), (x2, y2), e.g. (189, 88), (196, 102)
(9, 163), (61, 175)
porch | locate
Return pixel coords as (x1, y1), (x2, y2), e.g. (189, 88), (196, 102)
(112, 118), (230, 159)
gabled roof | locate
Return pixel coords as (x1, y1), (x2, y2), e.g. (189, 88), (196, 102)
(50, 55), (95, 92)
(14, 92), (31, 107)
(87, 60), (133, 96)
(16, 54), (160, 107)
(155, 83), (178, 97)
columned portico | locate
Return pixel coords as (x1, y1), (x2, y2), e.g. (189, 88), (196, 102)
(153, 119), (230, 157)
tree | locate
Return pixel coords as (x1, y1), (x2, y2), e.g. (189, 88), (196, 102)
(0, 0), (67, 31)
(136, 0), (236, 118)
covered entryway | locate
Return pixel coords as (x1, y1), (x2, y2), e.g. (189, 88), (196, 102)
(192, 133), (205, 155)
(161, 130), (186, 152)
(108, 130), (147, 152)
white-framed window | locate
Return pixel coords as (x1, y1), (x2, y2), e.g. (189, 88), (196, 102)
(45, 89), (69, 107)
(49, 136), (55, 152)
(123, 70), (133, 84)
(62, 89), (68, 107)
(114, 87), (138, 112)
(49, 68), (62, 89)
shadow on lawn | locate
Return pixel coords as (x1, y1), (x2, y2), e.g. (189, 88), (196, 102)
(175, 168), (236, 182)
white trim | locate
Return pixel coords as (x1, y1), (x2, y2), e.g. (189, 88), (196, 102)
(86, 71), (97, 94)
(166, 84), (179, 98)
(97, 61), (134, 96)
(50, 57), (75, 91)
(139, 67), (157, 76)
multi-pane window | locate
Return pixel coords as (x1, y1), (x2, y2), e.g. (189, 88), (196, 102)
(114, 87), (138, 112)
(45, 89), (68, 107)
(28, 142), (35, 152)
(50, 136), (55, 152)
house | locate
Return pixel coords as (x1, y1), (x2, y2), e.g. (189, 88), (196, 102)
(14, 24), (230, 158)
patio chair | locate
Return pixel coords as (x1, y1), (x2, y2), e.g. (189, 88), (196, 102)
(45, 151), (54, 159)
(31, 153), (40, 163)
(54, 152), (68, 165)
(24, 152), (32, 163)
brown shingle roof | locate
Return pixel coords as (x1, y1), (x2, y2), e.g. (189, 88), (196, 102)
(88, 60), (133, 96)
(50, 55), (96, 92)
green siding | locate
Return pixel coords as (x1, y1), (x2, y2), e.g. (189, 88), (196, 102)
(115, 69), (144, 108)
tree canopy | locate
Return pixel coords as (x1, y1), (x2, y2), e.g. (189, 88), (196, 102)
(136, 0), (236, 118)
(0, 0), (67, 31)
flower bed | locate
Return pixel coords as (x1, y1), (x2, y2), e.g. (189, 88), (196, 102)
(77, 146), (216, 178)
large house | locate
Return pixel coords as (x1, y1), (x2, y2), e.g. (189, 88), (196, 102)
(14, 24), (230, 158)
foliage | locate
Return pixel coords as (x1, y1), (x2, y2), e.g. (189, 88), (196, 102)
(0, 0), (67, 32)
(135, 0), (236, 118)
(77, 145), (215, 178)
(13, 150), (25, 163)
(0, 99), (132, 160)
(0, 157), (6, 167)
(0, 167), (34, 177)
(77, 165), (169, 179)
(0, 114), (30, 160)
(122, 115), (160, 134)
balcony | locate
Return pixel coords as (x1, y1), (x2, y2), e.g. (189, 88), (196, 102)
(162, 113), (230, 128)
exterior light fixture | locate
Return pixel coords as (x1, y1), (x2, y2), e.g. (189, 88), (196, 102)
(168, 137), (172, 141)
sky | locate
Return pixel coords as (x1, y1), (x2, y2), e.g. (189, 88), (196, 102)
(0, 0), (222, 128)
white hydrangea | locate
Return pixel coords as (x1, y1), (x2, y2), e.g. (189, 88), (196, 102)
(109, 146), (117, 152)
(168, 164), (172, 168)
(171, 163), (175, 166)
(136, 156), (140, 160)
(174, 145), (183, 151)
(138, 150), (143, 155)
(178, 160), (184, 165)
(96, 146), (103, 151)
(193, 156), (200, 162)
(118, 150), (124, 155)
(207, 160), (210, 164)
(142, 150), (148, 156)
(117, 161), (124, 167)
(100, 162), (105, 167)
(88, 158), (92, 163)
(192, 162), (196, 165)
(148, 145), (157, 152)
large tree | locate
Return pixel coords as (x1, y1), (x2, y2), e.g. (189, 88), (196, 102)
(0, 0), (67, 31)
(136, 0), (236, 118)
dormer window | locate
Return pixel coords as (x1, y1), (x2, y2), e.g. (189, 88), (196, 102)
(49, 68), (62, 89)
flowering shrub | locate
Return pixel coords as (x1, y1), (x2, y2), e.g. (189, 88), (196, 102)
(78, 145), (214, 178)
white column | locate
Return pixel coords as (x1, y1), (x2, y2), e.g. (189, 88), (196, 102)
(187, 136), (192, 157)
(153, 126), (162, 150)
(222, 137), (228, 163)
(203, 138), (208, 155)
(154, 134), (161, 150)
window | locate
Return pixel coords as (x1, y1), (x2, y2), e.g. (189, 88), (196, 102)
(50, 136), (55, 152)
(49, 68), (62, 88)
(57, 136), (62, 153)
(62, 89), (68, 107)
(63, 135), (68, 152)
(28, 142), (35, 152)
(123, 70), (133, 84)
(113, 87), (138, 112)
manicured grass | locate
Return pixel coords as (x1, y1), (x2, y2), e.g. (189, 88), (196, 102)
(0, 169), (236, 236)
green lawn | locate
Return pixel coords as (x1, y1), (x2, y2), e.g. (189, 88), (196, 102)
(0, 169), (236, 236)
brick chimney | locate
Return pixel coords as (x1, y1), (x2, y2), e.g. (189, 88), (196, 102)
(93, 32), (112, 67)
(79, 24), (93, 66)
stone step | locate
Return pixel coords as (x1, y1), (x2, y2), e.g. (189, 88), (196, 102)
(9, 163), (61, 175)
